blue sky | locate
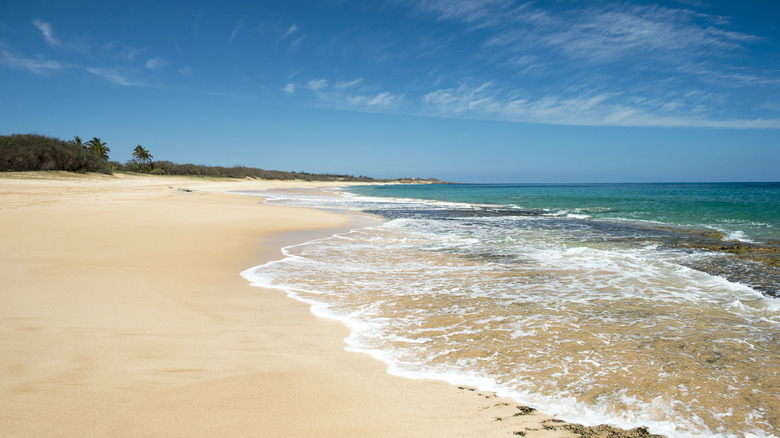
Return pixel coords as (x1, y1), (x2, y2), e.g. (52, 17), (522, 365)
(1, 0), (778, 182)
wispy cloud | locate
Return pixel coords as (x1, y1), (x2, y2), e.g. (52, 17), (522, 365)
(0, 48), (62, 74)
(412, 0), (518, 25)
(400, 1), (777, 127)
(3, 27), (160, 88)
(31, 19), (91, 54)
(306, 79), (329, 91)
(32, 19), (62, 47)
(293, 77), (404, 111)
(412, 0), (768, 93)
(202, 90), (242, 98)
(12, 19), (178, 89)
(287, 34), (306, 51)
(335, 78), (363, 90)
(121, 46), (148, 61)
(347, 91), (404, 108)
(445, 2), (763, 69)
(286, 72), (778, 127)
(421, 82), (780, 128)
(85, 67), (147, 87)
(11, 4), (778, 129)
(229, 18), (244, 42)
(145, 57), (166, 71)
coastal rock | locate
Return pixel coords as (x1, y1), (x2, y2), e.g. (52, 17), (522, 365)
(641, 226), (780, 297)
(511, 419), (667, 438)
(563, 423), (666, 438)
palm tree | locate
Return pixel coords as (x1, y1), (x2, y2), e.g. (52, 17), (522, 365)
(132, 145), (152, 165)
(86, 137), (110, 161)
(71, 136), (85, 150)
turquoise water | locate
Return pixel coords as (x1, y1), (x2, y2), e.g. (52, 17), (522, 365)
(348, 183), (780, 242)
(243, 183), (780, 437)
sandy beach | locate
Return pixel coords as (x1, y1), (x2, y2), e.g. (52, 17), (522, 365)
(0, 172), (579, 437)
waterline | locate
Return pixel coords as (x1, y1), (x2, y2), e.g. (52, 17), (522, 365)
(242, 185), (779, 437)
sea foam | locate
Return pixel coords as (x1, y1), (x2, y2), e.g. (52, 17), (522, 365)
(240, 187), (780, 438)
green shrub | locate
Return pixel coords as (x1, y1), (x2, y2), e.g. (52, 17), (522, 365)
(145, 160), (380, 181)
(0, 134), (112, 174)
(2, 134), (434, 183)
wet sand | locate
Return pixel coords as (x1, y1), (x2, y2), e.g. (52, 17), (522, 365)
(0, 172), (594, 437)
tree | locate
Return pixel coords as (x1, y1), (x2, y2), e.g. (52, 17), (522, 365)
(85, 137), (110, 161)
(0, 134), (112, 174)
(132, 145), (152, 165)
(70, 136), (85, 150)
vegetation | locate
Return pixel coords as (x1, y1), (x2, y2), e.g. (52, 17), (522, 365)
(127, 144), (153, 173)
(85, 137), (110, 161)
(132, 145), (152, 166)
(2, 133), (445, 183)
(112, 160), (381, 182)
(71, 136), (84, 148)
(0, 134), (112, 174)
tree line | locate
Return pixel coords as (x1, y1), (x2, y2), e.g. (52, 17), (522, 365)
(0, 134), (388, 182)
(0, 134), (112, 174)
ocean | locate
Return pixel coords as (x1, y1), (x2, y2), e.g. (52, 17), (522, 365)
(241, 183), (780, 438)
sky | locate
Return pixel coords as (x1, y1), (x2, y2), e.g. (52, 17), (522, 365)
(1, 0), (778, 183)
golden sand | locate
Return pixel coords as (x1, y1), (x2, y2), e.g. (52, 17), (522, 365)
(0, 172), (575, 437)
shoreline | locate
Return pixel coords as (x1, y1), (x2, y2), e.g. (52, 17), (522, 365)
(0, 172), (655, 437)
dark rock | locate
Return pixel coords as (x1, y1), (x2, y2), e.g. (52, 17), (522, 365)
(563, 423), (666, 438)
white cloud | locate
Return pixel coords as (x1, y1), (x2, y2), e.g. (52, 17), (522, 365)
(179, 66), (193, 77)
(348, 91), (404, 108)
(145, 57), (166, 71)
(32, 19), (61, 47)
(423, 82), (495, 112)
(404, 1), (777, 127)
(86, 67), (145, 87)
(296, 77), (404, 110)
(285, 24), (298, 38)
(413, 0), (517, 25)
(421, 82), (780, 128)
(121, 46), (148, 61)
(306, 79), (329, 91)
(287, 34), (306, 50)
(415, 1), (763, 82)
(229, 18), (244, 42)
(202, 90), (241, 98)
(292, 75), (778, 127)
(0, 49), (61, 74)
(30, 19), (90, 54)
(6, 21), (169, 89)
(335, 78), (363, 90)
(476, 4), (762, 68)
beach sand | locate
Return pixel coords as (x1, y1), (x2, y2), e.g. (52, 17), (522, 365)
(0, 172), (582, 437)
